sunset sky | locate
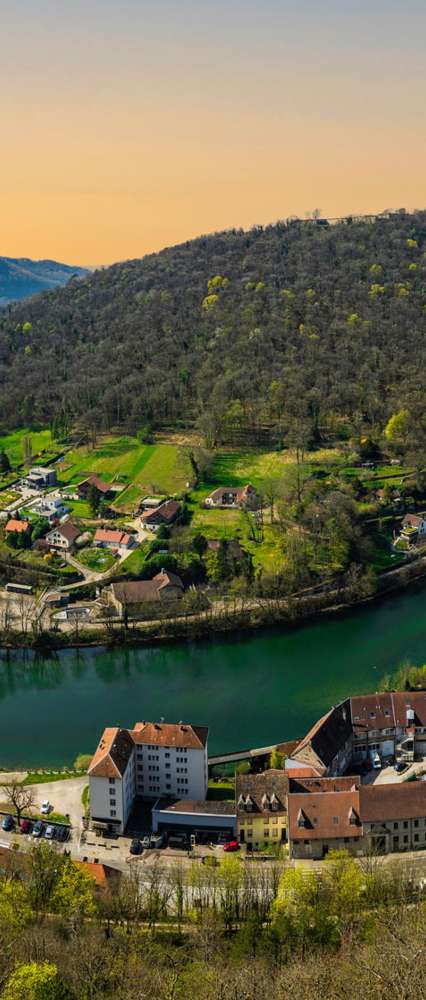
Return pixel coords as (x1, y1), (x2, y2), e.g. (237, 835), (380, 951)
(2, 0), (426, 265)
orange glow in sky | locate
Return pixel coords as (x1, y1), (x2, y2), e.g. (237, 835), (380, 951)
(1, 1), (426, 265)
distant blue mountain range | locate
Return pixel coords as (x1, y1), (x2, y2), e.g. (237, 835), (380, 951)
(0, 256), (90, 305)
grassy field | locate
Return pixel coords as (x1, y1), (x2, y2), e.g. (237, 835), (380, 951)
(199, 446), (343, 493)
(76, 547), (116, 572)
(58, 436), (193, 511)
(0, 428), (53, 467)
(0, 490), (20, 510)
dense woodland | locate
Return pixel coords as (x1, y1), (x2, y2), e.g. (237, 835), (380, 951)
(0, 844), (425, 999)
(1, 211), (426, 442)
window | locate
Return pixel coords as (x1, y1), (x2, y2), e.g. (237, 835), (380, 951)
(109, 778), (115, 785)
(414, 834), (419, 842)
(109, 799), (116, 807)
(166, 783), (171, 790)
(414, 819), (419, 828)
(165, 752), (170, 758)
(404, 835), (409, 843)
(403, 821), (408, 829)
(394, 822), (398, 830)
(110, 809), (116, 817)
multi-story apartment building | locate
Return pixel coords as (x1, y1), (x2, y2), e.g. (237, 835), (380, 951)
(88, 720), (208, 833)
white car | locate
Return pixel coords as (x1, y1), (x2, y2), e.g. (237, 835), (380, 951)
(41, 800), (50, 815)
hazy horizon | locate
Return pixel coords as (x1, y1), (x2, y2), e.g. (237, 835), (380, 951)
(2, 0), (426, 266)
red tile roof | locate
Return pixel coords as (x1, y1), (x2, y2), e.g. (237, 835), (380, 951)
(288, 788), (362, 841)
(131, 721), (208, 749)
(141, 500), (180, 524)
(94, 528), (131, 546)
(79, 475), (111, 494)
(360, 782), (426, 822)
(5, 519), (29, 533)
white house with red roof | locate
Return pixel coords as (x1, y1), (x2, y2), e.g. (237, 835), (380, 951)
(93, 527), (136, 552)
(88, 720), (209, 833)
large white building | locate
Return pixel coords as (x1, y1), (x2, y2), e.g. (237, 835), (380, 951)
(88, 720), (209, 833)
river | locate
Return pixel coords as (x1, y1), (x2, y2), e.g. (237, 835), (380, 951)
(1, 585), (426, 769)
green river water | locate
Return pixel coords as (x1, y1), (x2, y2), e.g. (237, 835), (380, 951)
(1, 586), (426, 769)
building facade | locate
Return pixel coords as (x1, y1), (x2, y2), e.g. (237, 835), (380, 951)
(88, 720), (208, 834)
(236, 770), (288, 849)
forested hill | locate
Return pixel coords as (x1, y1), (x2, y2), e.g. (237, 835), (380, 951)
(0, 257), (89, 307)
(1, 211), (426, 439)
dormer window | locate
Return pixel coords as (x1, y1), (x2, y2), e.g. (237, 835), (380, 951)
(348, 807), (359, 825)
(237, 794), (246, 810)
(245, 795), (253, 812)
(297, 809), (307, 828)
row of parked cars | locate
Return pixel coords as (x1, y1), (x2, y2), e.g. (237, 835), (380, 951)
(1, 814), (70, 841)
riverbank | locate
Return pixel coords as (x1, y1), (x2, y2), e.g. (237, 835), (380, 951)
(2, 549), (426, 651)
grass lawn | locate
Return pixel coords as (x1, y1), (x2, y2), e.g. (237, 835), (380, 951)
(66, 498), (93, 519)
(207, 779), (235, 801)
(58, 436), (193, 511)
(76, 547), (116, 572)
(199, 446), (343, 494)
(0, 428), (53, 467)
(0, 490), (20, 510)
(118, 545), (148, 575)
(23, 771), (81, 785)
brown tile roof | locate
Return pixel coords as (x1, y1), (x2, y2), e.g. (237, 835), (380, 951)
(131, 721), (208, 749)
(49, 521), (80, 543)
(350, 693), (395, 732)
(360, 782), (426, 822)
(207, 484), (256, 504)
(5, 519), (29, 533)
(236, 770), (288, 815)
(79, 475), (111, 494)
(288, 788), (362, 841)
(76, 861), (120, 887)
(88, 727), (134, 778)
(141, 500), (180, 524)
(289, 775), (360, 794)
(111, 571), (183, 606)
(350, 691), (426, 730)
(293, 700), (352, 770)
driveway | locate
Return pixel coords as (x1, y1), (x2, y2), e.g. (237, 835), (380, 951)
(30, 777), (88, 829)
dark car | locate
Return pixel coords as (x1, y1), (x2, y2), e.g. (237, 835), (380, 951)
(129, 838), (143, 855)
(20, 819), (32, 834)
(2, 814), (14, 832)
(32, 820), (44, 838)
(395, 760), (408, 773)
(57, 826), (70, 842)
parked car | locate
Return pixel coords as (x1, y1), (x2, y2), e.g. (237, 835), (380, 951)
(167, 835), (188, 850)
(150, 833), (165, 849)
(141, 835), (151, 849)
(32, 821), (44, 838)
(41, 800), (50, 815)
(2, 815), (14, 832)
(44, 825), (55, 840)
(223, 840), (239, 853)
(129, 838), (143, 855)
(56, 826), (70, 842)
(370, 752), (381, 770)
(20, 819), (32, 833)
(395, 760), (408, 773)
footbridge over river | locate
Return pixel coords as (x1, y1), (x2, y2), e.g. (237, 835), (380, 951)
(208, 744), (278, 767)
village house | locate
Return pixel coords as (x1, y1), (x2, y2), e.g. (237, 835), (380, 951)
(139, 495), (167, 512)
(5, 518), (30, 537)
(288, 777), (363, 859)
(77, 475), (114, 500)
(141, 499), (180, 531)
(29, 496), (69, 524)
(109, 570), (184, 618)
(93, 527), (136, 552)
(88, 720), (208, 834)
(25, 466), (57, 490)
(204, 484), (258, 510)
(236, 770), (289, 849)
(400, 513), (426, 542)
(46, 520), (80, 551)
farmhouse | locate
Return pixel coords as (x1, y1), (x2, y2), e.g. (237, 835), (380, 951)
(77, 475), (113, 499)
(5, 518), (30, 536)
(46, 520), (80, 551)
(109, 570), (184, 618)
(141, 499), (180, 530)
(93, 527), (135, 552)
(204, 484), (257, 509)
